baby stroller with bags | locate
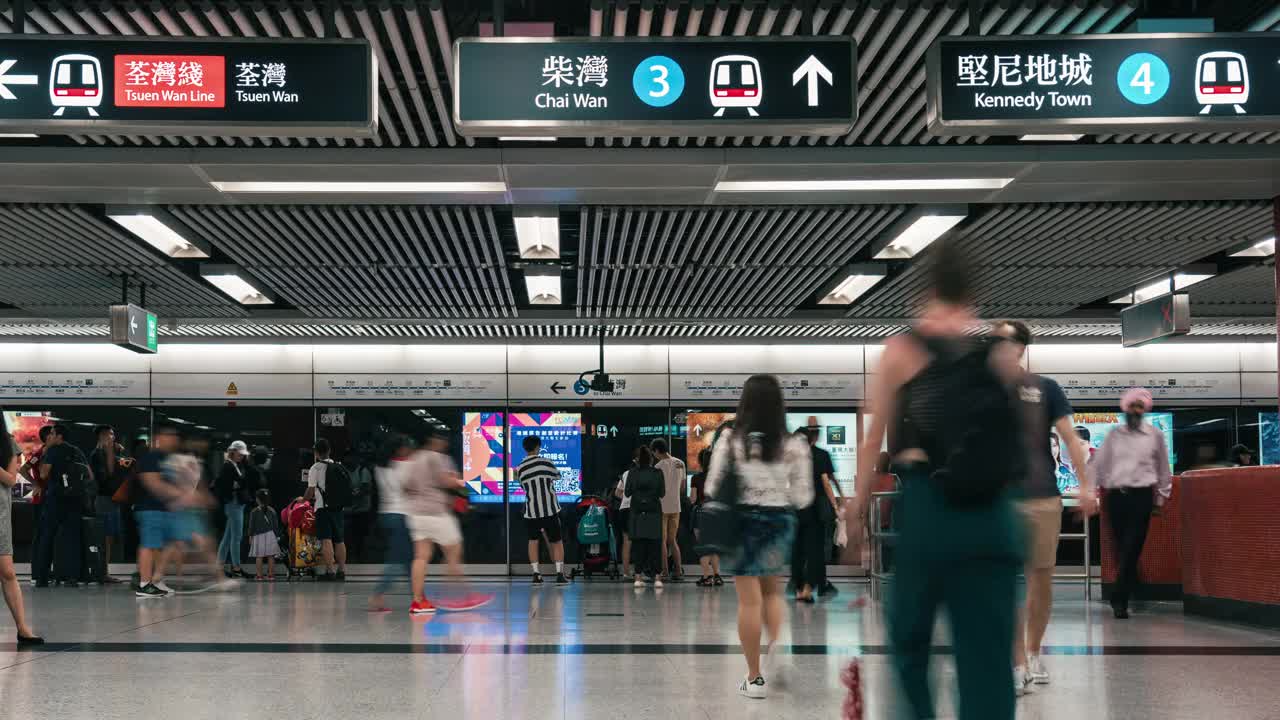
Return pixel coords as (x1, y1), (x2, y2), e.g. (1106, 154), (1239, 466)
(281, 498), (322, 580)
(571, 495), (618, 580)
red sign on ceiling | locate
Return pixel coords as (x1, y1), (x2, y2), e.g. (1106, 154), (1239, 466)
(112, 54), (226, 108)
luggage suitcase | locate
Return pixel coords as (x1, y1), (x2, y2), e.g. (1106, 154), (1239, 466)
(288, 527), (322, 579)
(80, 515), (106, 584)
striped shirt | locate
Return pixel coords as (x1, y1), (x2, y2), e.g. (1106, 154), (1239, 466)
(518, 452), (561, 519)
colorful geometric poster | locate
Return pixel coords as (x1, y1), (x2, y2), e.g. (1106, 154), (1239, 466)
(508, 412), (583, 502)
(461, 411), (505, 503)
(1054, 412), (1175, 494)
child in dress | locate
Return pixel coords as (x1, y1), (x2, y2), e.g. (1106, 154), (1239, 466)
(247, 489), (282, 580)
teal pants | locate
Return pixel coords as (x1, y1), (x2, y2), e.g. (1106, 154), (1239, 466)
(888, 466), (1023, 720)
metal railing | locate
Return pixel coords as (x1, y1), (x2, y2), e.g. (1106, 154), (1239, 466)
(867, 490), (1092, 602)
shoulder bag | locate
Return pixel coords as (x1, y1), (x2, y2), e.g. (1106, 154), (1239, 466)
(693, 441), (742, 556)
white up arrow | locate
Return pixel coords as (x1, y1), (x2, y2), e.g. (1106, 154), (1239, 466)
(791, 55), (833, 107)
(0, 59), (39, 101)
(130, 316), (138, 333)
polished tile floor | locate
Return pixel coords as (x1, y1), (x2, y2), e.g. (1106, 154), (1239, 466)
(2, 577), (1279, 719)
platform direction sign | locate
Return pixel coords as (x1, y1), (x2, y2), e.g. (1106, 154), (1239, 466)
(928, 33), (1280, 134)
(0, 35), (376, 136)
(454, 37), (856, 137)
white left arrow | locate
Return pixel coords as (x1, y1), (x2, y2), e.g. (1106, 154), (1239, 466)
(0, 59), (38, 101)
(792, 55), (833, 107)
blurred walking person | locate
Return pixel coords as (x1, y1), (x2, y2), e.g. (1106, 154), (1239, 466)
(0, 413), (42, 645)
(792, 425), (838, 602)
(853, 241), (1025, 720)
(704, 374), (814, 699)
(991, 320), (1098, 694)
(1091, 388), (1172, 619)
(690, 448), (722, 587)
(368, 434), (413, 613)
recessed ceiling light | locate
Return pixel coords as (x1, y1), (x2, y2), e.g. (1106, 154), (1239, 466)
(1231, 236), (1275, 257)
(1132, 277), (1172, 304)
(499, 136), (559, 142)
(818, 264), (887, 305)
(524, 266), (562, 305)
(713, 178), (1013, 193)
(200, 265), (274, 305)
(514, 209), (560, 260)
(1018, 134), (1084, 142)
(208, 181), (508, 193)
(873, 206), (968, 259)
(1174, 269), (1215, 290)
(0, 133), (38, 139)
(107, 207), (210, 258)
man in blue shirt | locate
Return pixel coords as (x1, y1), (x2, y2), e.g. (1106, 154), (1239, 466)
(133, 426), (192, 598)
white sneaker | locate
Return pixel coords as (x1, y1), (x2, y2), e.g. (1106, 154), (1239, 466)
(154, 580), (174, 593)
(654, 578), (664, 589)
(1028, 655), (1050, 684)
(1014, 666), (1035, 697)
(634, 579), (645, 588)
(738, 676), (767, 699)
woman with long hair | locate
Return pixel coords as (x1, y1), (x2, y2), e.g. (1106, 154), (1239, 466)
(851, 241), (1024, 720)
(690, 447), (722, 586)
(624, 445), (665, 587)
(704, 374), (814, 699)
(0, 412), (43, 645)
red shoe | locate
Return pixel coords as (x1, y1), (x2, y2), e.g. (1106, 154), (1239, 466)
(255, 575), (265, 581)
(267, 575), (276, 582)
(409, 599), (437, 615)
(438, 593), (494, 612)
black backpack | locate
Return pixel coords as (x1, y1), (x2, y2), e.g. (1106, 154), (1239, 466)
(55, 455), (96, 515)
(320, 460), (352, 510)
(913, 334), (1025, 508)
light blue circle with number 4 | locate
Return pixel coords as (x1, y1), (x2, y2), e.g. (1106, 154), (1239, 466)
(633, 56), (685, 107)
(1116, 53), (1170, 105)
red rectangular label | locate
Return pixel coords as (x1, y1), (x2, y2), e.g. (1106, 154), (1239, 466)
(113, 55), (226, 108)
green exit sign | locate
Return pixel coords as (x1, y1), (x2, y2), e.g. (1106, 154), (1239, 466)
(110, 304), (159, 354)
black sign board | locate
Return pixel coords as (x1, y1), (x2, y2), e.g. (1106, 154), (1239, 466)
(1121, 293), (1190, 348)
(0, 35), (376, 136)
(928, 33), (1280, 135)
(109, 304), (158, 355)
(454, 37), (856, 137)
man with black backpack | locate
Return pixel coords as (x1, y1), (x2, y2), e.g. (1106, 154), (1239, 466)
(306, 438), (350, 581)
(36, 424), (91, 587)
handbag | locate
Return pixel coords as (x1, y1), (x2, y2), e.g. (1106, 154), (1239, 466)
(693, 440), (742, 556)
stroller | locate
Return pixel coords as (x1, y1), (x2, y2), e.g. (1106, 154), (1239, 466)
(570, 494), (618, 580)
(281, 498), (322, 580)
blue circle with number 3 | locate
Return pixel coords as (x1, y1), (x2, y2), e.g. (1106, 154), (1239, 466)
(633, 56), (685, 107)
(1116, 53), (1170, 105)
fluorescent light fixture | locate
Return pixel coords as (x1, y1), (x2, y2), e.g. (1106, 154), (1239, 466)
(1231, 236), (1275, 257)
(514, 208), (560, 260)
(106, 206), (210, 258)
(714, 178), (1013, 193)
(819, 264), (888, 305)
(499, 136), (558, 142)
(872, 206), (968, 259)
(0, 133), (38, 138)
(1174, 269), (1215, 290)
(1019, 134), (1084, 142)
(199, 264), (274, 305)
(1110, 292), (1134, 305)
(209, 181), (508, 194)
(1132, 277), (1172, 304)
(523, 266), (562, 305)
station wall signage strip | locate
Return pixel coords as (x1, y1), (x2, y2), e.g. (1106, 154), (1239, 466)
(927, 32), (1280, 134)
(454, 37), (856, 137)
(0, 35), (377, 137)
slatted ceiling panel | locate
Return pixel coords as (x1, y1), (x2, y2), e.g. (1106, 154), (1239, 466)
(850, 200), (1274, 318)
(0, 204), (241, 318)
(1189, 264), (1276, 317)
(577, 205), (907, 319)
(168, 205), (516, 319)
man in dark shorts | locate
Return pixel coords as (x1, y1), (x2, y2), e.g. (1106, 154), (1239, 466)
(306, 438), (347, 581)
(517, 435), (568, 586)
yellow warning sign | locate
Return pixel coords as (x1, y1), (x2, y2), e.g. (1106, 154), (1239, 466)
(226, 382), (240, 396)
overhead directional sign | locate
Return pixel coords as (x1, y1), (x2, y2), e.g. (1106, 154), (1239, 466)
(0, 35), (377, 136)
(109, 304), (158, 355)
(454, 37), (856, 137)
(928, 33), (1280, 134)
(1121, 293), (1191, 348)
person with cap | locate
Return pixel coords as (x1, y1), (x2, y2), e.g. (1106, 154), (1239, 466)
(214, 440), (251, 578)
(1090, 388), (1172, 619)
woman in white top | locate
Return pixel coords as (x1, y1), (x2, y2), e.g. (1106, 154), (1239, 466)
(612, 449), (639, 579)
(368, 434), (412, 613)
(704, 374), (814, 699)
